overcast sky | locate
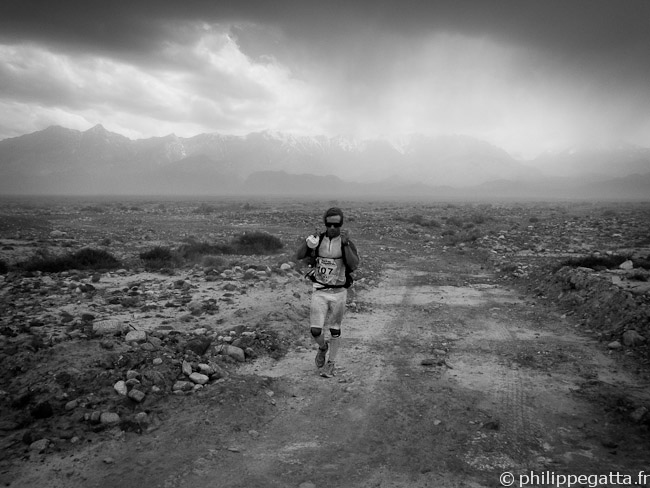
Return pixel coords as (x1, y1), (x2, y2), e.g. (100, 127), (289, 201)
(1, 0), (649, 159)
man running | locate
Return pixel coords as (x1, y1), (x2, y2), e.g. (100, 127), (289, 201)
(295, 207), (360, 377)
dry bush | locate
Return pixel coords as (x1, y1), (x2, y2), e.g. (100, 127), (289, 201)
(178, 240), (234, 261)
(19, 248), (120, 273)
(139, 246), (182, 270)
(231, 231), (284, 255)
(560, 254), (629, 271)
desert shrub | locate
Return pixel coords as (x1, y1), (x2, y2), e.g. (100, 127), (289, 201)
(443, 228), (482, 246)
(0, 259), (8, 274)
(529, 216), (540, 223)
(201, 255), (227, 269)
(73, 249), (120, 269)
(178, 240), (234, 261)
(500, 263), (519, 273)
(633, 256), (650, 270)
(560, 254), (628, 271)
(139, 246), (180, 270)
(20, 248), (120, 273)
(628, 271), (649, 282)
(231, 231), (284, 255)
(402, 214), (441, 228)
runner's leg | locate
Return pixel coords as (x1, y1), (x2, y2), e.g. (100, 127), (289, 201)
(310, 291), (328, 348)
(326, 289), (347, 362)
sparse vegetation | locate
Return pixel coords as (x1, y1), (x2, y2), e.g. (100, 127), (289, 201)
(139, 246), (179, 270)
(443, 228), (483, 246)
(560, 254), (629, 271)
(176, 232), (284, 261)
(178, 240), (234, 261)
(400, 214), (441, 228)
(19, 248), (120, 272)
(201, 255), (227, 269)
(231, 231), (284, 255)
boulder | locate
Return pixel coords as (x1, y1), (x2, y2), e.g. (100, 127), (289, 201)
(92, 319), (126, 336)
(189, 373), (209, 385)
(622, 330), (646, 347)
(125, 330), (147, 343)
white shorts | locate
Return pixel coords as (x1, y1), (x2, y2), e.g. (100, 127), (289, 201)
(310, 287), (347, 330)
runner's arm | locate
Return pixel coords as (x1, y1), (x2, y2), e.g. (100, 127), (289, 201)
(343, 240), (360, 271)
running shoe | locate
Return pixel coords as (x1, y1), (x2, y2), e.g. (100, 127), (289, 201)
(320, 361), (336, 378)
(315, 343), (328, 368)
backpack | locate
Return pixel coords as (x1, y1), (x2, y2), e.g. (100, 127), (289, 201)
(305, 232), (354, 289)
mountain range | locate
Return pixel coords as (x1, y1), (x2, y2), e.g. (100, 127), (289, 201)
(0, 124), (649, 200)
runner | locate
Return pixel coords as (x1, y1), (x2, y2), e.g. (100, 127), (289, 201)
(295, 207), (360, 377)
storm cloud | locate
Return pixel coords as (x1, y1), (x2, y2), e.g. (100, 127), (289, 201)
(1, 0), (649, 158)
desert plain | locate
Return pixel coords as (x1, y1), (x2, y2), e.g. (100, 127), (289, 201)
(0, 196), (649, 488)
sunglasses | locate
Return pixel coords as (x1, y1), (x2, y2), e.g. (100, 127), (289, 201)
(325, 222), (342, 228)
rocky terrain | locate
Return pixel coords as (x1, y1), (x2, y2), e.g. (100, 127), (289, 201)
(0, 197), (649, 487)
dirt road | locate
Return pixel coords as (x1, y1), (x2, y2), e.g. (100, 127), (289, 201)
(8, 249), (650, 488)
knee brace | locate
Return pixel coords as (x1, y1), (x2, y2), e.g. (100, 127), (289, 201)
(329, 328), (341, 338)
(310, 327), (322, 338)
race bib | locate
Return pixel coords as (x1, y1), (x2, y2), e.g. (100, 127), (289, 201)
(315, 257), (343, 285)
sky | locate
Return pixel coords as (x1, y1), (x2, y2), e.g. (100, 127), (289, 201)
(1, 0), (649, 159)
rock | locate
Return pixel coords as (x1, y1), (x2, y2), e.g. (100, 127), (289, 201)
(216, 344), (245, 362)
(622, 330), (646, 347)
(607, 341), (622, 349)
(209, 364), (227, 379)
(128, 389), (146, 403)
(186, 337), (213, 356)
(100, 412), (120, 425)
(113, 380), (128, 396)
(125, 330), (147, 343)
(189, 372), (209, 385)
(187, 301), (204, 315)
(182, 360), (193, 376)
(172, 381), (194, 392)
(92, 319), (126, 336)
(619, 260), (634, 270)
(29, 438), (50, 452)
(280, 263), (292, 270)
(134, 412), (149, 425)
(126, 370), (140, 380)
(64, 400), (79, 411)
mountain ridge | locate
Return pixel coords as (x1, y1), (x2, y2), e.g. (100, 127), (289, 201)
(1, 125), (649, 200)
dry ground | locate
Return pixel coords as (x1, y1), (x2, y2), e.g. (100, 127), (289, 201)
(1, 198), (650, 488)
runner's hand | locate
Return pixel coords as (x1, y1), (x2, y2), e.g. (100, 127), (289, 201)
(340, 229), (349, 245)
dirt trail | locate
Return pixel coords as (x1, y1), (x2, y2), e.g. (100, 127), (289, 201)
(8, 252), (650, 488)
